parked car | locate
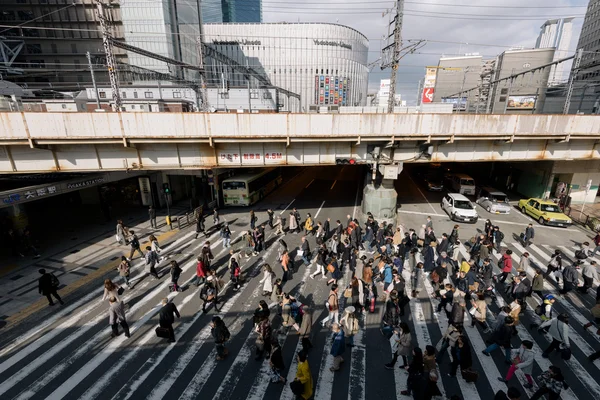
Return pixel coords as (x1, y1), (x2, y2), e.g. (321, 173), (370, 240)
(441, 193), (479, 223)
(517, 198), (572, 227)
(424, 177), (444, 191)
(476, 187), (511, 214)
(444, 173), (476, 196)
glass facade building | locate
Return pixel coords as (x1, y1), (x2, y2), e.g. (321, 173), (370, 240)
(202, 0), (262, 23)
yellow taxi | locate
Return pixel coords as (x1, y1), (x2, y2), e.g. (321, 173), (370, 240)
(517, 198), (572, 227)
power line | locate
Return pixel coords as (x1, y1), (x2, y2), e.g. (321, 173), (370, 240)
(261, 0), (587, 8)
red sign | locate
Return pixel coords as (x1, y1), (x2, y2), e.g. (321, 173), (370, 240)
(422, 88), (434, 103)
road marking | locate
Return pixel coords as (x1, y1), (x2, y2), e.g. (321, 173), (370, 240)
(306, 179), (314, 189)
(246, 255), (313, 400)
(112, 256), (262, 400)
(315, 201), (326, 219)
(176, 243), (281, 400)
(486, 218), (579, 231)
(408, 174), (438, 215)
(280, 199), (295, 215)
(78, 233), (246, 400)
(35, 236), (224, 400)
(0, 230), (196, 369)
(397, 210), (446, 217)
(347, 315), (366, 400)
(312, 268), (351, 400)
(330, 180), (337, 190)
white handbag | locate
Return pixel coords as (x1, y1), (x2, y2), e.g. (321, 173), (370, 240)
(297, 249), (304, 257)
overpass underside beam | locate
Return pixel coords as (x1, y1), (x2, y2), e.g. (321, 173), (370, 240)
(0, 139), (598, 173)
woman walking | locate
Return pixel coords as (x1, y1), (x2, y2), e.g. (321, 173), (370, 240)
(292, 351), (313, 400)
(289, 211), (299, 234)
(102, 279), (122, 303)
(326, 256), (342, 286)
(449, 335), (472, 378)
(281, 250), (291, 283)
(385, 322), (412, 369)
(260, 264), (276, 297)
(117, 256), (131, 287)
(250, 210), (257, 230)
(268, 339), (286, 384)
(211, 316), (230, 361)
(304, 213), (314, 236)
(149, 234), (161, 254)
(191, 255), (208, 286)
(400, 347), (425, 396)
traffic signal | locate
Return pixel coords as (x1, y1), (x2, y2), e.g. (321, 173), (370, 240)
(162, 183), (171, 194)
(335, 158), (356, 165)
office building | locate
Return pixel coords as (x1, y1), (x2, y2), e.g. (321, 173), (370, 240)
(489, 48), (555, 114)
(0, 0), (127, 89)
(535, 18), (574, 85)
(202, 0), (262, 23)
(432, 55), (483, 112)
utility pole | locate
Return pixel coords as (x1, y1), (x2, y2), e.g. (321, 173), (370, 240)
(564, 48), (583, 114)
(95, 0), (121, 112)
(86, 51), (101, 110)
(381, 0), (404, 113)
(195, 0), (209, 112)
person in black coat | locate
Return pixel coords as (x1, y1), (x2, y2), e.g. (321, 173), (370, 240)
(159, 298), (180, 342)
(400, 347), (425, 396)
(449, 299), (465, 328)
(437, 233), (449, 255)
(195, 213), (206, 239)
(38, 269), (63, 306)
(269, 339), (286, 383)
(449, 335), (472, 377)
(323, 218), (331, 240)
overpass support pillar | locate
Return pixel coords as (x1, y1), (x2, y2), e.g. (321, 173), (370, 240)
(361, 164), (402, 220)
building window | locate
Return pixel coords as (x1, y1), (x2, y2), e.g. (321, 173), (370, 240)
(61, 104), (67, 109)
(71, 43), (77, 53)
(173, 92), (181, 98)
(99, 92), (107, 99)
(250, 90), (259, 99)
(18, 11), (34, 20)
(77, 75), (83, 83)
(0, 11), (16, 21)
(131, 105), (136, 110)
(51, 43), (57, 53)
(499, 96), (507, 102)
(134, 92), (138, 99)
(122, 92), (127, 99)
(144, 92), (153, 99)
(263, 91), (272, 100)
(54, 60), (60, 69)
(220, 93), (229, 99)
(500, 88), (508, 95)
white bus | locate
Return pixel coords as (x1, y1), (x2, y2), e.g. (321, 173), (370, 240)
(222, 168), (283, 206)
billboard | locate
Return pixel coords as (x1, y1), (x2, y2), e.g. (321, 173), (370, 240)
(422, 87), (434, 103)
(507, 95), (537, 110)
(442, 97), (467, 111)
(424, 67), (437, 88)
(379, 79), (391, 96)
(314, 75), (349, 106)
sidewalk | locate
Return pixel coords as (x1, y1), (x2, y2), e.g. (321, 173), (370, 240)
(0, 203), (190, 328)
(567, 198), (600, 232)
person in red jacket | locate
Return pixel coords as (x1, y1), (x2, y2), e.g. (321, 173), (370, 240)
(496, 249), (514, 283)
(191, 255), (208, 286)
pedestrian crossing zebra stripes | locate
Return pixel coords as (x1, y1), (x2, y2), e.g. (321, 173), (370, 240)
(1, 230), (600, 400)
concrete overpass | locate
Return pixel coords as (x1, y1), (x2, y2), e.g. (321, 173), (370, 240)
(0, 113), (599, 173)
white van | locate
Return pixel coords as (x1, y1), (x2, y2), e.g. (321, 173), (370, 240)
(444, 173), (476, 196)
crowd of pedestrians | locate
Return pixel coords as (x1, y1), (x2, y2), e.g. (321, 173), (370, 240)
(36, 199), (599, 400)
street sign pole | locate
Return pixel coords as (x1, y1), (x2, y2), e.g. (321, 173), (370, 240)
(580, 179), (593, 221)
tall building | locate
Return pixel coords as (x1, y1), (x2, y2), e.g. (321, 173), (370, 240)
(535, 18), (574, 85)
(0, 0), (127, 89)
(202, 0), (262, 23)
(431, 55), (483, 112)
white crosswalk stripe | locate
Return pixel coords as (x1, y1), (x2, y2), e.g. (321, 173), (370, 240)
(4, 228), (600, 400)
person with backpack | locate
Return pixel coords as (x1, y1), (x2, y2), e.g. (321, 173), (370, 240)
(220, 223), (231, 248)
(145, 246), (160, 279)
(158, 298), (180, 343)
(496, 249), (514, 283)
(128, 231), (144, 261)
(117, 256), (131, 287)
(530, 366), (569, 400)
(200, 280), (219, 313)
(211, 316), (230, 361)
(531, 294), (556, 329)
(38, 268), (63, 306)
(539, 313), (570, 359)
(492, 226), (505, 253)
(340, 306), (359, 347)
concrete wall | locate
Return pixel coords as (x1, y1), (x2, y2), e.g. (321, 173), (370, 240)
(432, 56), (483, 110)
(553, 160), (600, 203)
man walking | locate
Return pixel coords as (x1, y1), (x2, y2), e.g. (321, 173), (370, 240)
(149, 206), (157, 229)
(159, 298), (180, 343)
(220, 223), (231, 248)
(300, 236), (311, 266)
(329, 323), (346, 372)
(522, 224), (535, 247)
(580, 260), (598, 293)
(145, 246), (160, 279)
(195, 213), (206, 239)
(108, 296), (130, 338)
(267, 208), (274, 229)
(492, 226), (505, 254)
(38, 269), (63, 306)
(128, 231), (144, 260)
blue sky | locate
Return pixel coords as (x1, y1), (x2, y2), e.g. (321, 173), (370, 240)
(263, 0), (588, 105)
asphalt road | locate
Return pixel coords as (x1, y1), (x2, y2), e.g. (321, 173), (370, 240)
(1, 165), (600, 400)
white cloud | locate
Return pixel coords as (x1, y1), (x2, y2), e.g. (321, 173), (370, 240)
(262, 0), (586, 105)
